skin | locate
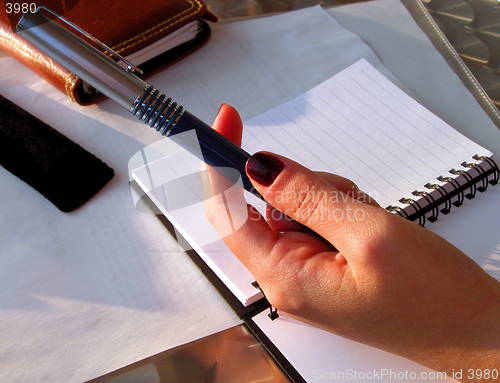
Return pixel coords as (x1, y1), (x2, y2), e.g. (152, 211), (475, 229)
(203, 104), (500, 381)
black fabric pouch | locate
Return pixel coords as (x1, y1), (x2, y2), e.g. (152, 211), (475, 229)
(0, 95), (114, 212)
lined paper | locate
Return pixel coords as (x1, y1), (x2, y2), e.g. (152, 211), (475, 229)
(242, 59), (491, 208)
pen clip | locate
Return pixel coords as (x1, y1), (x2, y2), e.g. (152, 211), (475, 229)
(23, 6), (143, 76)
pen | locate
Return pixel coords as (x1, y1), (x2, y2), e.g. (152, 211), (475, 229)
(16, 7), (261, 199)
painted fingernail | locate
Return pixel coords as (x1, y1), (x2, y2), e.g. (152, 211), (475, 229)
(216, 103), (227, 117)
(246, 152), (285, 186)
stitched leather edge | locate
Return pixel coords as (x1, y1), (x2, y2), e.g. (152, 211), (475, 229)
(63, 0), (204, 100)
(65, 73), (77, 102)
(112, 0), (202, 54)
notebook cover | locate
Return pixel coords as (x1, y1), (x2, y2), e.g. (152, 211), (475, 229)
(0, 0), (215, 105)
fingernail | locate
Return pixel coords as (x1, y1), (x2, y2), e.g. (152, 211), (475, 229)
(246, 152), (285, 186)
(216, 103), (227, 117)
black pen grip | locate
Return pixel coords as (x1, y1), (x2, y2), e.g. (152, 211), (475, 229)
(169, 111), (257, 194)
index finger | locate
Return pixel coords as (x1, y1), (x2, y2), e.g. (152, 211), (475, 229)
(203, 105), (279, 274)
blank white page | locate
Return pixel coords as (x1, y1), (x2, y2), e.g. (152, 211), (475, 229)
(242, 59), (492, 208)
(132, 150), (264, 306)
(253, 310), (457, 383)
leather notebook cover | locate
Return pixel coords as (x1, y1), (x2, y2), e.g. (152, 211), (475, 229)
(0, 0), (216, 105)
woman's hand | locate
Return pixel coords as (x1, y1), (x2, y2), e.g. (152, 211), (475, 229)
(203, 105), (500, 381)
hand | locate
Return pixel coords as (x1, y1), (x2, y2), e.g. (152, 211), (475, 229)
(204, 105), (500, 381)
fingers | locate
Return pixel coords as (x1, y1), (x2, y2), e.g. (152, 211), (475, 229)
(265, 172), (380, 232)
(265, 205), (305, 232)
(211, 104), (243, 146)
(203, 105), (278, 271)
(245, 151), (386, 252)
(315, 172), (380, 208)
(205, 105), (384, 267)
(202, 105), (243, 198)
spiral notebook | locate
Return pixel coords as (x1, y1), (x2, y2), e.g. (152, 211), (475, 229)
(243, 59), (498, 222)
(131, 59), (499, 310)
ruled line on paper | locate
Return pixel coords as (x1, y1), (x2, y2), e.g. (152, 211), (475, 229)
(337, 83), (440, 170)
(242, 59), (490, 207)
(269, 117), (327, 166)
(286, 108), (383, 194)
(297, 102), (398, 195)
(357, 68), (469, 153)
(245, 124), (296, 159)
(312, 93), (416, 184)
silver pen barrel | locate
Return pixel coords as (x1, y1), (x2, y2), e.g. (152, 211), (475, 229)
(16, 11), (146, 110)
(15, 8), (266, 200)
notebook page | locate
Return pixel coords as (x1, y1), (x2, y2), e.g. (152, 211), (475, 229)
(252, 310), (457, 383)
(132, 150), (264, 306)
(242, 59), (492, 208)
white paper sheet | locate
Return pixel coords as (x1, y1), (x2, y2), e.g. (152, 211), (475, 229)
(145, 5), (404, 124)
(254, 310), (458, 382)
(0, 5), (389, 382)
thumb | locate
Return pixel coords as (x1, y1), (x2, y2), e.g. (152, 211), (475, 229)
(246, 151), (387, 251)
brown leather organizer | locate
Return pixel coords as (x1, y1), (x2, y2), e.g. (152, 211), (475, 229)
(0, 0), (216, 105)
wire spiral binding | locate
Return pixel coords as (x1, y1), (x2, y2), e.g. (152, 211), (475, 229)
(437, 175), (464, 207)
(252, 281), (279, 320)
(425, 183), (451, 214)
(399, 197), (425, 226)
(386, 155), (499, 227)
(130, 85), (185, 136)
(475, 155), (500, 185)
(412, 190), (438, 223)
(462, 161), (488, 192)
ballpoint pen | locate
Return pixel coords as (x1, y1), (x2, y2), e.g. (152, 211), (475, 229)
(16, 7), (261, 199)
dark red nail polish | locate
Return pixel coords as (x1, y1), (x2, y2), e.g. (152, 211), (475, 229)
(246, 152), (285, 186)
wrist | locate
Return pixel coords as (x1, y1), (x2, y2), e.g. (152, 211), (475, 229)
(415, 279), (500, 382)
